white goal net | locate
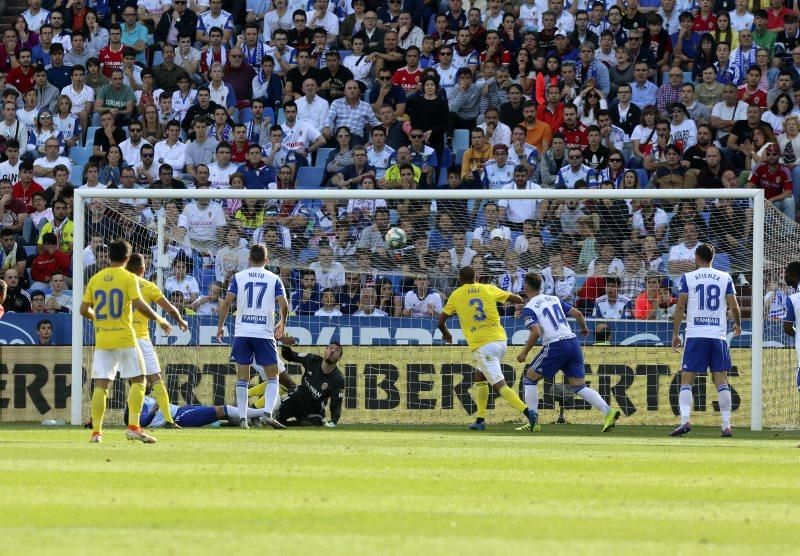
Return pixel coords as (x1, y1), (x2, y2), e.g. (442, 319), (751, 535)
(70, 187), (800, 430)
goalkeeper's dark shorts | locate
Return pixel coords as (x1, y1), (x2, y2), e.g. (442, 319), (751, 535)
(275, 391), (322, 426)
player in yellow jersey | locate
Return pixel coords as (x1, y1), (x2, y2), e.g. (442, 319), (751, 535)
(438, 266), (539, 431)
(79, 239), (173, 444)
(126, 253), (189, 428)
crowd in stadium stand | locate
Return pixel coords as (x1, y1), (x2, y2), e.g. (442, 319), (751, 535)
(1, 0), (791, 325)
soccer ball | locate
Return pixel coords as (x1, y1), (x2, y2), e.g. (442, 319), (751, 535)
(385, 227), (407, 249)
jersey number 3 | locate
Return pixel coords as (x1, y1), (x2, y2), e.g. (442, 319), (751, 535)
(94, 289), (123, 320)
(469, 298), (487, 321)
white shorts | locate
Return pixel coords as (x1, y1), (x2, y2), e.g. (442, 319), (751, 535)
(253, 357), (286, 381)
(137, 338), (162, 376)
(473, 340), (507, 385)
(91, 347), (146, 381)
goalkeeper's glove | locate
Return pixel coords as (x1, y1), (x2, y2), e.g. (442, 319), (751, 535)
(324, 421), (337, 428)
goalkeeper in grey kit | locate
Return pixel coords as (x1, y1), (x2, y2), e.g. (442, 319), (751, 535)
(275, 342), (345, 427)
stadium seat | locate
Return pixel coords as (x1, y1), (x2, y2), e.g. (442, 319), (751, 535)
(314, 147), (333, 167)
(299, 248), (319, 263)
(454, 148), (467, 169)
(71, 164), (83, 182)
(437, 169), (449, 186)
(153, 51), (164, 66)
(453, 129), (470, 151)
(24, 245), (37, 257)
(277, 108), (285, 124)
(84, 126), (100, 147)
(240, 107), (253, 123)
(296, 166), (324, 188)
(635, 169), (649, 188)
(714, 253), (731, 271)
(338, 49), (352, 59)
(440, 147), (452, 168)
(70, 147), (91, 165)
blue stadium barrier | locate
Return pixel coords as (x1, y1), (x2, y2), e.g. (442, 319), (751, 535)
(296, 166), (324, 189)
(314, 147), (334, 167)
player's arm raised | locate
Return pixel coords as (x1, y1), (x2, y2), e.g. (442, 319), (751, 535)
(132, 297), (172, 334)
(216, 291), (236, 343)
(671, 293), (688, 351)
(156, 297), (189, 332)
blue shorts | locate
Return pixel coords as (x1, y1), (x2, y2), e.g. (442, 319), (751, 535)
(174, 405), (219, 427)
(528, 337), (585, 380)
(230, 337), (278, 366)
(682, 337), (731, 374)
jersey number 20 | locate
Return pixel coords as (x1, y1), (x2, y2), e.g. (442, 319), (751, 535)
(94, 289), (123, 320)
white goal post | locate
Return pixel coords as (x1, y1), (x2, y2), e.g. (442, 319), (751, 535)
(71, 187), (770, 429)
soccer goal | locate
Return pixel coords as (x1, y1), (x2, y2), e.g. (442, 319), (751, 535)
(70, 186), (798, 430)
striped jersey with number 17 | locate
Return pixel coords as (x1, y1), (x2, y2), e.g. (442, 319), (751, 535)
(227, 266), (286, 339)
(442, 283), (511, 351)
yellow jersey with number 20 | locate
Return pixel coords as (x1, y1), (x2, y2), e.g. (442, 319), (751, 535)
(132, 276), (165, 340)
(443, 283), (511, 351)
(82, 266), (142, 349)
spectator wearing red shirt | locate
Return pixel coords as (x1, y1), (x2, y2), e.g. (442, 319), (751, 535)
(229, 123), (255, 164)
(12, 162), (44, 213)
(537, 83), (565, 131)
(480, 30), (510, 69)
(633, 274), (661, 320)
(556, 104), (589, 150)
(6, 48), (36, 94)
(391, 46), (424, 95)
(767, 0), (796, 31)
(747, 143), (796, 219)
(692, 0), (717, 33)
(30, 232), (71, 291)
(98, 24), (125, 78)
(738, 66), (768, 108)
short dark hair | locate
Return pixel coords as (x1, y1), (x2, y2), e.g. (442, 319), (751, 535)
(250, 243), (267, 264)
(524, 272), (543, 291)
(126, 253), (145, 273)
(108, 238), (133, 262)
(695, 242), (715, 263)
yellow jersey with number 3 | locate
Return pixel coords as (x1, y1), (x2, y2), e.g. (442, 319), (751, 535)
(82, 266), (142, 349)
(132, 276), (165, 340)
(443, 282), (511, 351)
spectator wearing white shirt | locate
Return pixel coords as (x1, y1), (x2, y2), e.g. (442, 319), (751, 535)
(402, 275), (442, 317)
(153, 120), (188, 177)
(118, 120), (151, 169)
(281, 101), (326, 159)
(214, 225), (249, 284)
(631, 199), (670, 244)
(498, 165), (547, 230)
(667, 221), (701, 276)
(540, 252), (577, 303)
(295, 78), (330, 132)
(177, 197), (227, 250)
(477, 107), (512, 147)
(309, 245), (347, 289)
(306, 0), (339, 45)
(207, 142), (239, 188)
(592, 276), (632, 344)
(164, 256), (200, 304)
(353, 286), (388, 316)
(32, 139), (70, 189)
(449, 230), (477, 269)
(470, 201), (511, 255)
(189, 281), (224, 316)
(315, 288), (344, 316)
(557, 147), (592, 188)
(587, 240), (625, 277)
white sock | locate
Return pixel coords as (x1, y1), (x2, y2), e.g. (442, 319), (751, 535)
(679, 385), (692, 425)
(523, 379), (539, 414)
(236, 380), (249, 424)
(717, 383), (732, 429)
(573, 385), (610, 416)
(225, 406), (265, 421)
(264, 378), (279, 416)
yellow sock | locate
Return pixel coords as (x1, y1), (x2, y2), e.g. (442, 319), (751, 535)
(248, 381), (266, 397)
(254, 395), (265, 409)
(127, 382), (146, 428)
(91, 387), (108, 434)
(499, 385), (527, 412)
(151, 381), (173, 423)
(474, 381), (489, 419)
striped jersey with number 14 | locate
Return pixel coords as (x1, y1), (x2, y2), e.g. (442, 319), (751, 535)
(81, 266), (142, 349)
(521, 294), (576, 345)
(442, 283), (511, 350)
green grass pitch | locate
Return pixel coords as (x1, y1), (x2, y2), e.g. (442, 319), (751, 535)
(1, 424), (799, 555)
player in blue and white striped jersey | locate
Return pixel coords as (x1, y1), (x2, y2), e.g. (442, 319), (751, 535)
(217, 244), (290, 429)
(670, 243), (741, 437)
(782, 261), (800, 392)
(516, 272), (622, 432)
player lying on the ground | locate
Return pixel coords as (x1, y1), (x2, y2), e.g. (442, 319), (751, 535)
(516, 271), (621, 433)
(438, 265), (538, 431)
(670, 243), (741, 438)
(250, 341), (344, 427)
(124, 396), (268, 428)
